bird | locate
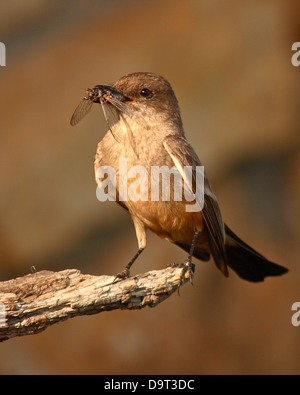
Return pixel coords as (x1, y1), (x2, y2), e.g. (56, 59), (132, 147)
(70, 72), (288, 283)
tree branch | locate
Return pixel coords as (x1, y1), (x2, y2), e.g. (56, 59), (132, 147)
(0, 265), (191, 342)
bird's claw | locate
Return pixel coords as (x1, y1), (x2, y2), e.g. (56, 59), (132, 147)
(168, 261), (195, 294)
(113, 268), (131, 283)
(179, 260), (195, 287)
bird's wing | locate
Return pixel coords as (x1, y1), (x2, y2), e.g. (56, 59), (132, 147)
(163, 135), (228, 276)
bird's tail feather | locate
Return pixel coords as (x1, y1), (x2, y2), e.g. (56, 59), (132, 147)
(175, 226), (288, 282)
(224, 225), (288, 282)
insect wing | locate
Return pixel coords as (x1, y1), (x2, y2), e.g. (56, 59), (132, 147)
(107, 95), (130, 115)
(100, 100), (124, 142)
(70, 98), (94, 126)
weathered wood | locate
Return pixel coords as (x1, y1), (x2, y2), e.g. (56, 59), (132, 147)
(0, 265), (191, 342)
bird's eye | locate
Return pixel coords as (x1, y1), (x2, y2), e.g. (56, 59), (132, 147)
(140, 88), (153, 98)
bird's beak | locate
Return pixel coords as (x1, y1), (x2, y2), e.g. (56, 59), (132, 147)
(93, 85), (131, 103)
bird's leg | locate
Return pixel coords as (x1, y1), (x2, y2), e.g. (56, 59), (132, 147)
(178, 229), (200, 289)
(113, 216), (146, 282)
(114, 248), (145, 282)
(188, 229), (200, 265)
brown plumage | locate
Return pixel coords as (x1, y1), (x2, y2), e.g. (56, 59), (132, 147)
(71, 72), (288, 282)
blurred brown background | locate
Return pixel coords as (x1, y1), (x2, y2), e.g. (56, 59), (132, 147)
(0, 0), (300, 374)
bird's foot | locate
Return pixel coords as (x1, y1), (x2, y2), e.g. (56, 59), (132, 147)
(113, 248), (145, 283)
(168, 260), (195, 293)
(113, 268), (131, 283)
(179, 259), (195, 286)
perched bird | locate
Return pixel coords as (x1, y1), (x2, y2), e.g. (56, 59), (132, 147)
(71, 72), (288, 283)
